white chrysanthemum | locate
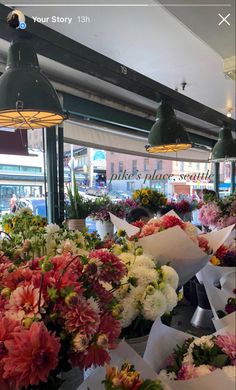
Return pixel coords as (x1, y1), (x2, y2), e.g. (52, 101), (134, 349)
(114, 276), (130, 300)
(183, 335), (214, 365)
(45, 223), (61, 235)
(87, 297), (100, 314)
(159, 370), (177, 381)
(129, 267), (158, 287)
(120, 295), (139, 328)
(134, 255), (155, 269)
(130, 285), (146, 303)
(119, 252), (135, 265)
(161, 265), (179, 290)
(192, 335), (215, 349)
(162, 285), (178, 312)
(142, 290), (167, 321)
(222, 366), (236, 380)
(57, 239), (77, 254)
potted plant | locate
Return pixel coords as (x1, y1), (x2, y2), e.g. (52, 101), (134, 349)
(66, 179), (94, 231)
(90, 197), (127, 240)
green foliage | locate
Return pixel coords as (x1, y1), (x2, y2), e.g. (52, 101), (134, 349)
(66, 178), (95, 219)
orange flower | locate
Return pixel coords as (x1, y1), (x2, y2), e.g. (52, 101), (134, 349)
(6, 285), (44, 321)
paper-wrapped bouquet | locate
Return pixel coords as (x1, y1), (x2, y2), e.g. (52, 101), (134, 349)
(110, 211), (234, 286)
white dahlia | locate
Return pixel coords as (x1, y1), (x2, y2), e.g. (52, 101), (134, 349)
(162, 285), (178, 312)
(128, 267), (158, 287)
(134, 255), (156, 269)
(142, 290), (167, 321)
(161, 265), (179, 290)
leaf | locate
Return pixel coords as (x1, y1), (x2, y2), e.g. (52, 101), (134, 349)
(211, 354), (229, 368)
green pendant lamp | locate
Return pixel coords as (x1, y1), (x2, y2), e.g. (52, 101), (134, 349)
(0, 38), (65, 130)
(146, 101), (192, 153)
(210, 126), (236, 162)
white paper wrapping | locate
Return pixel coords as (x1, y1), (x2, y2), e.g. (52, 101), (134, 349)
(110, 212), (234, 286)
(220, 271), (236, 295)
(77, 340), (168, 390)
(144, 319), (235, 390)
(197, 262), (234, 285)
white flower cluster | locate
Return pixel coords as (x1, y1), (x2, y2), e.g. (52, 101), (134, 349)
(116, 252), (179, 328)
(183, 335), (215, 365)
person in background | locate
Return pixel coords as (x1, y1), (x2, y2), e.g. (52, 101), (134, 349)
(126, 206), (151, 224)
(10, 194), (17, 213)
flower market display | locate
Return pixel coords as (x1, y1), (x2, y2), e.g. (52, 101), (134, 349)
(0, 208), (98, 261)
(159, 333), (236, 382)
(133, 189), (167, 214)
(199, 193), (236, 230)
(0, 248), (127, 389)
(102, 362), (164, 389)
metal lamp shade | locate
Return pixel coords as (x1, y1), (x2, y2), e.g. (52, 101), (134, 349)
(210, 127), (236, 162)
(146, 102), (192, 153)
(0, 39), (65, 130)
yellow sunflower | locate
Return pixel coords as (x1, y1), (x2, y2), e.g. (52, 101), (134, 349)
(142, 197), (149, 205)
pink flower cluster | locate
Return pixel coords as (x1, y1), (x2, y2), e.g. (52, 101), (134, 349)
(130, 215), (210, 253)
(0, 250), (126, 388)
(199, 202), (221, 226)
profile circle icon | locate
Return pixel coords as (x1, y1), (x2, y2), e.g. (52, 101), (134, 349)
(19, 21), (27, 30)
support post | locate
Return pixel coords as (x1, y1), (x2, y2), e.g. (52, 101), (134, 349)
(230, 161), (235, 194)
(58, 126), (64, 224)
(213, 162), (219, 196)
(46, 126), (59, 224)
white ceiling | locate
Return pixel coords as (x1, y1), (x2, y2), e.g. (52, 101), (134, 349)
(2, 0), (236, 118)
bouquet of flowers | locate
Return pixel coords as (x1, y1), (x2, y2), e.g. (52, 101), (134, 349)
(159, 333), (236, 382)
(110, 211), (235, 286)
(78, 340), (166, 390)
(0, 249), (127, 389)
(217, 291), (236, 318)
(130, 215), (211, 254)
(133, 189), (167, 214)
(110, 243), (179, 338)
(91, 197), (127, 222)
(199, 193), (236, 229)
(162, 199), (198, 215)
(144, 319), (236, 389)
(211, 244), (236, 267)
(103, 362), (163, 389)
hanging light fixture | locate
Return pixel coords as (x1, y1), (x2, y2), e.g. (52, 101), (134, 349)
(0, 38), (66, 130)
(210, 126), (236, 162)
(146, 101), (192, 153)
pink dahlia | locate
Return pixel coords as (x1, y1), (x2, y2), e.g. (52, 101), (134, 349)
(140, 224), (156, 237)
(3, 322), (60, 388)
(199, 203), (221, 226)
(6, 285), (44, 321)
(216, 333), (236, 364)
(177, 364), (197, 380)
(3, 268), (34, 291)
(98, 313), (121, 348)
(197, 236), (210, 253)
(160, 215), (185, 230)
(64, 298), (100, 336)
(70, 344), (111, 369)
(88, 249), (126, 283)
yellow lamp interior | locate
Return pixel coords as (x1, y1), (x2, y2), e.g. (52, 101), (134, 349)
(146, 143), (192, 153)
(0, 110), (64, 129)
